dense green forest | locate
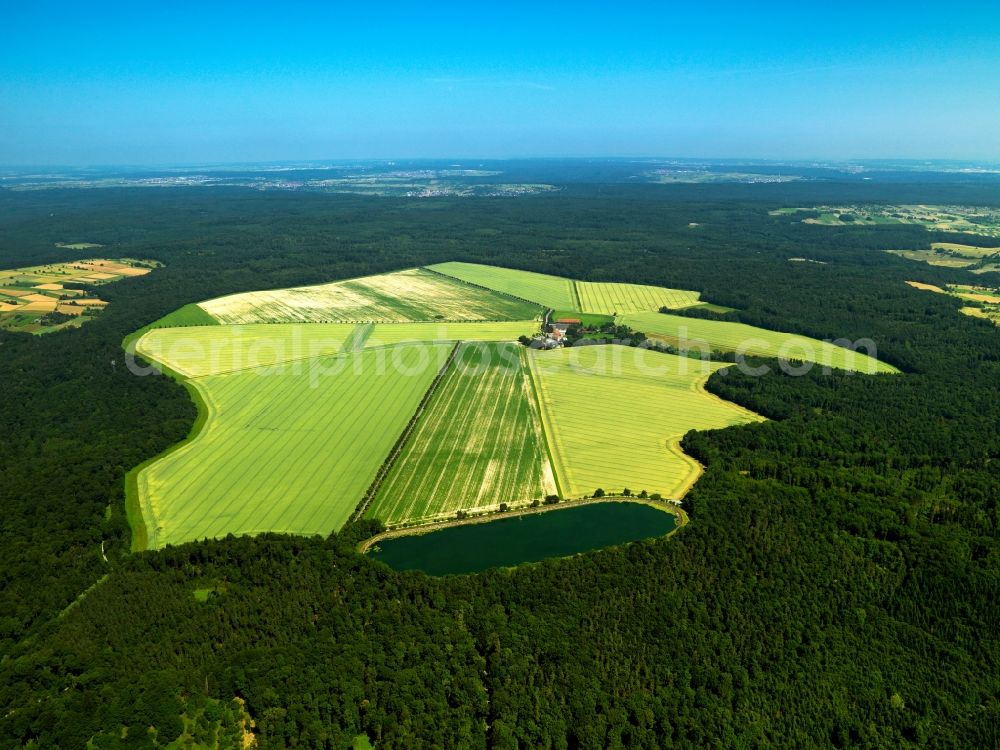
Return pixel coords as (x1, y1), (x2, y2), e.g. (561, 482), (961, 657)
(0, 182), (997, 748)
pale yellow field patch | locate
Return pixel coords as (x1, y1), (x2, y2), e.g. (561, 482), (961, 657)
(33, 283), (64, 291)
(906, 281), (946, 293)
(75, 298), (109, 307)
(77, 261), (149, 276)
(956, 292), (1000, 304)
(0, 302), (19, 312)
(20, 298), (57, 312)
(105, 265), (150, 277)
(0, 289), (31, 298)
(56, 304), (87, 316)
(960, 306), (988, 319)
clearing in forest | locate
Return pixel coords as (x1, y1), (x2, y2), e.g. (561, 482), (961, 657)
(198, 267), (542, 324)
(906, 280), (1000, 326)
(527, 345), (763, 499)
(134, 343), (453, 549)
(0, 257), (157, 333)
(621, 312), (899, 374)
(128, 261), (899, 547)
(367, 342), (555, 526)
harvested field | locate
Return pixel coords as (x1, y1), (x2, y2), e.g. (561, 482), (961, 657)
(199, 268), (542, 324)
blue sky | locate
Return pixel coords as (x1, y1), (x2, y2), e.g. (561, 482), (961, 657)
(2, 1), (1000, 165)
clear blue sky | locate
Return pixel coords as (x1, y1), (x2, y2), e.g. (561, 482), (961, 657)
(2, 1), (1000, 165)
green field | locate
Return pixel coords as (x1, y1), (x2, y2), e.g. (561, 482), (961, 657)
(576, 281), (702, 314)
(367, 342), (554, 526)
(136, 320), (537, 377)
(428, 262), (578, 309)
(148, 302), (220, 328)
(135, 343), (452, 549)
(200, 267), (542, 324)
(527, 345), (763, 498)
(621, 312), (899, 373)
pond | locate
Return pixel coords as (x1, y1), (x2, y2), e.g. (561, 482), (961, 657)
(368, 501), (678, 575)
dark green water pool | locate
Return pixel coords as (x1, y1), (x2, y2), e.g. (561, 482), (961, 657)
(368, 501), (677, 575)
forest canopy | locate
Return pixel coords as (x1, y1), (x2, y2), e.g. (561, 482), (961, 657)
(0, 181), (997, 748)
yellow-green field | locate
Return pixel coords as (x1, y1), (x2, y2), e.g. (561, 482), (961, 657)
(135, 320), (538, 377)
(428, 262), (578, 309)
(429, 262), (709, 316)
(199, 267), (541, 324)
(527, 345), (763, 498)
(367, 342), (554, 526)
(135, 323), (361, 377)
(129, 261), (900, 547)
(575, 281), (702, 314)
(135, 344), (453, 549)
(621, 312), (898, 374)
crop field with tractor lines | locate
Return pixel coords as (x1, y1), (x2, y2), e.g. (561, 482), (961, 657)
(575, 281), (702, 314)
(527, 345), (763, 499)
(134, 343), (453, 549)
(366, 342), (555, 526)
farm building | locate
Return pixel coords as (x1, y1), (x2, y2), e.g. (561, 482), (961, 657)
(551, 317), (581, 332)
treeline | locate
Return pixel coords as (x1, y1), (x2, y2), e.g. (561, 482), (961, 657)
(0, 183), (997, 747)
